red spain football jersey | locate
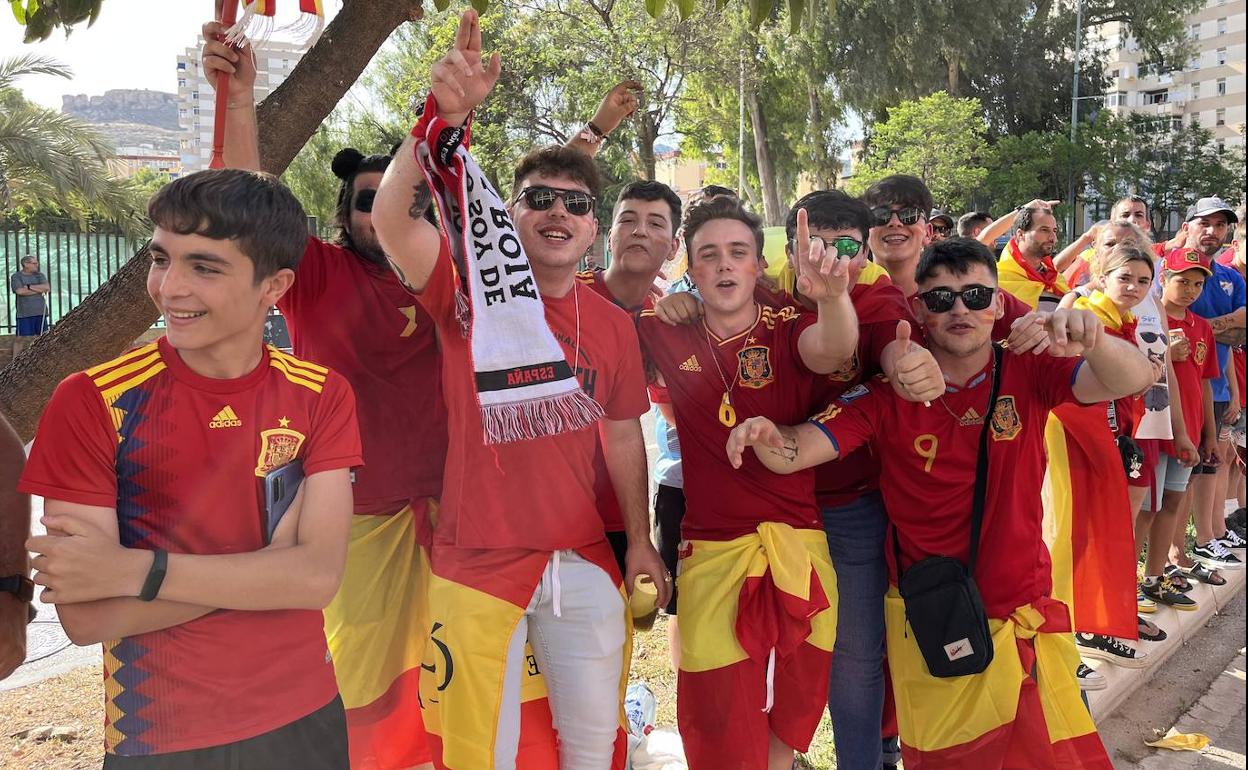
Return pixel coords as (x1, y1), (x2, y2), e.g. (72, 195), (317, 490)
(1164, 309), (1219, 451)
(279, 237), (447, 515)
(575, 268), (656, 532)
(812, 351), (1083, 618)
(418, 245), (649, 551)
(639, 304), (822, 541)
(19, 338), (362, 756)
(762, 277), (912, 508)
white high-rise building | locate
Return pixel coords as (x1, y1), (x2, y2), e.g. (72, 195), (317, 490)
(1097, 0), (1246, 149)
(176, 37), (304, 172)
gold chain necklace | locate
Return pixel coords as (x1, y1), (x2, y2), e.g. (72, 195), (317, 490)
(703, 318), (754, 428)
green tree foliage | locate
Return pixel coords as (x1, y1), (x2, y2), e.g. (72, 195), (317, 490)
(846, 92), (988, 211)
(369, 0), (720, 207)
(10, 0), (103, 42)
(677, 5), (845, 224)
(0, 54), (144, 236)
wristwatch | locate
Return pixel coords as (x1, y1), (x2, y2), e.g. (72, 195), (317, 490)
(0, 575), (37, 624)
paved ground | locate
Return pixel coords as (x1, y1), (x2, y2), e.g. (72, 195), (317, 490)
(1100, 590), (1246, 769)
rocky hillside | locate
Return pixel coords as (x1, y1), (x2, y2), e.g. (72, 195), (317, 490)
(61, 89), (179, 131)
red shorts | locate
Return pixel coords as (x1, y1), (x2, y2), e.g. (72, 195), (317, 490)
(1128, 438), (1160, 489)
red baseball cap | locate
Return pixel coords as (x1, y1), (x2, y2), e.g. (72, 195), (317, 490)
(1162, 247), (1213, 275)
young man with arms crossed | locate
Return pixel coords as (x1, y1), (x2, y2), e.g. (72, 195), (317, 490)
(203, 24), (449, 769)
(638, 196), (858, 770)
(372, 12), (667, 769)
(729, 238), (1151, 769)
(21, 170), (362, 769)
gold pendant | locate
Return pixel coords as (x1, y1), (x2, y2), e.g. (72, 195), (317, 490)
(718, 392), (737, 428)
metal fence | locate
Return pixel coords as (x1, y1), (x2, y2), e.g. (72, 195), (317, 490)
(1, 228), (143, 335)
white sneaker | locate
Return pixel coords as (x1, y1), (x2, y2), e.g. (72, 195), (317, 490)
(1077, 663), (1107, 691)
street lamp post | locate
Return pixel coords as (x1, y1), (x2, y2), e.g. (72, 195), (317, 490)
(1068, 0), (1084, 240)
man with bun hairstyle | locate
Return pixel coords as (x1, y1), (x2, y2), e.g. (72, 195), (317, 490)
(203, 25), (445, 770)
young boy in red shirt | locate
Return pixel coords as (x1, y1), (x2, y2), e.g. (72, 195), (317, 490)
(1142, 248), (1221, 608)
(21, 170), (362, 769)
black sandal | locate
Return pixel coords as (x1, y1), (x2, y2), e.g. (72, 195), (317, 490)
(1137, 615), (1168, 642)
(1184, 563), (1227, 586)
(1164, 564), (1194, 591)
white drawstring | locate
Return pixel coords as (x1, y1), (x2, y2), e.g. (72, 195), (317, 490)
(551, 550), (563, 618)
(763, 647), (776, 713)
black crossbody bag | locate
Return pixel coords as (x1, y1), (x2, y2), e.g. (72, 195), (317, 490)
(894, 344), (1001, 678)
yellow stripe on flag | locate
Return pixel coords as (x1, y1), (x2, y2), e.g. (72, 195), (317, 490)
(1042, 414), (1076, 615)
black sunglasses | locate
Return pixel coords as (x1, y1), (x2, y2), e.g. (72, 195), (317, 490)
(870, 206), (924, 227)
(919, 285), (996, 313)
(931, 224), (951, 235)
(354, 189), (377, 214)
(1138, 331), (1164, 344)
(518, 186), (596, 216)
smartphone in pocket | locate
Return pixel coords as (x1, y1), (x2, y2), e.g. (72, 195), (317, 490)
(263, 460), (305, 545)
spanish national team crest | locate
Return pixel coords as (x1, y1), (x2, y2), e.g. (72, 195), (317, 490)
(737, 344), (774, 389)
(827, 352), (861, 383)
(1194, 341), (1209, 367)
(254, 419), (306, 476)
(990, 396), (1022, 442)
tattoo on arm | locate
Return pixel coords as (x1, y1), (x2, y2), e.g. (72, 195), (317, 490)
(409, 182), (433, 221)
(1214, 326), (1245, 346)
(766, 435), (800, 464)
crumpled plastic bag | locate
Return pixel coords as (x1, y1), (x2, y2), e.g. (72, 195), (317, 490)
(630, 728), (688, 770)
(1145, 731), (1211, 751)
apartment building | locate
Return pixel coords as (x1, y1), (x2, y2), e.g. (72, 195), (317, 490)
(175, 37), (304, 172)
(1099, 0), (1246, 149)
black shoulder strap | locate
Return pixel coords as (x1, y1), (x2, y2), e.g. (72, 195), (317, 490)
(968, 344), (1004, 572)
(892, 344), (1003, 576)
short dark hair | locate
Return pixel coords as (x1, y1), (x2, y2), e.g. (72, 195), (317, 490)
(615, 180), (682, 235)
(683, 196), (765, 262)
(785, 190), (872, 245)
(20, 255), (37, 265)
(860, 175), (933, 217)
(915, 237), (998, 285)
(512, 145), (603, 200)
(957, 211), (993, 237)
(1013, 206), (1055, 233)
(331, 147), (391, 250)
(148, 169), (307, 281)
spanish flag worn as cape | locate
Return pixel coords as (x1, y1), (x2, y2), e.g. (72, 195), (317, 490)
(997, 239), (1071, 308)
(1075, 292), (1143, 436)
(886, 592), (1112, 769)
(1001, 280), (1137, 640)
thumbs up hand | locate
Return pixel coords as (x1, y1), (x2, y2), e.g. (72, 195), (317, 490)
(885, 321), (946, 403)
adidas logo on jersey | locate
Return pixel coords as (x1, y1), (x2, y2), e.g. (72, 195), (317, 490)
(679, 355), (702, 372)
(209, 406), (242, 429)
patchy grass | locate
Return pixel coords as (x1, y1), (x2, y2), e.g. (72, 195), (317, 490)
(0, 665), (104, 770)
(629, 614), (838, 769)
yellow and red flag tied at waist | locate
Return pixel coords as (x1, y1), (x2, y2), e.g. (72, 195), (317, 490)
(323, 502), (434, 769)
(677, 524), (836, 769)
(1042, 408), (1139, 639)
(419, 543), (629, 770)
(886, 591), (1112, 769)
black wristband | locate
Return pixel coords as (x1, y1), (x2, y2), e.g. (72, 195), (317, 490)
(138, 549), (168, 602)
(586, 121), (606, 138)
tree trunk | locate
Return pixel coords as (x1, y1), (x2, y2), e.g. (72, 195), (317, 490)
(945, 52), (960, 96)
(745, 89), (782, 226)
(0, 0), (423, 442)
(636, 116), (658, 181)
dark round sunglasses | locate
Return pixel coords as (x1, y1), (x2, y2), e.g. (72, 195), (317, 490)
(870, 206), (924, 227)
(919, 285), (996, 313)
(518, 186), (596, 216)
(354, 189), (377, 213)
